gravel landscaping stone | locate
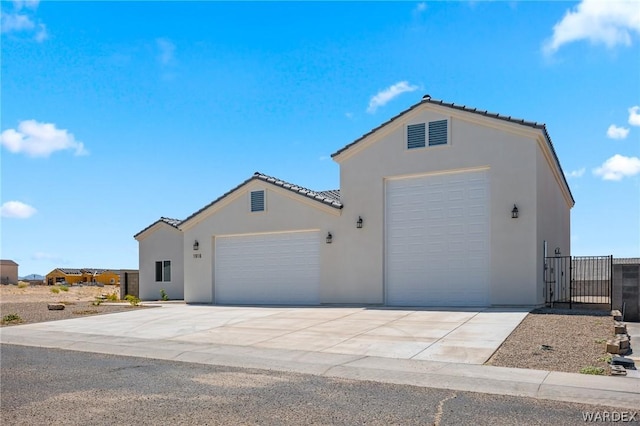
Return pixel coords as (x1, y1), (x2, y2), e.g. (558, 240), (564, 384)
(486, 308), (614, 374)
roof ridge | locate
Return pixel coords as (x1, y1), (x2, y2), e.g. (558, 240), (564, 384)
(178, 172), (342, 228)
(331, 95), (573, 205)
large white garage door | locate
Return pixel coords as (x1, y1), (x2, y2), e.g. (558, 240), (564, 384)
(386, 170), (490, 306)
(215, 231), (320, 305)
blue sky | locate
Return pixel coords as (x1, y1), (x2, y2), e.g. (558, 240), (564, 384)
(1, 1), (639, 276)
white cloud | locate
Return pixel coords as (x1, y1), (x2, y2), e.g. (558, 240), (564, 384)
(543, 0), (640, 55)
(367, 81), (419, 113)
(1, 12), (35, 32)
(607, 124), (630, 139)
(2, 0), (46, 42)
(156, 38), (176, 65)
(414, 3), (427, 14)
(1, 201), (37, 219)
(13, 1), (40, 10)
(0, 120), (88, 157)
(629, 106), (640, 126)
(567, 167), (586, 178)
(593, 154), (640, 180)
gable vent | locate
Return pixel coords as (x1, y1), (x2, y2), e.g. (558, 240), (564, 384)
(407, 123), (426, 149)
(428, 120), (448, 146)
(250, 190), (265, 212)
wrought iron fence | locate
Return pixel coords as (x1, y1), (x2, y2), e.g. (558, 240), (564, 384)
(544, 255), (612, 309)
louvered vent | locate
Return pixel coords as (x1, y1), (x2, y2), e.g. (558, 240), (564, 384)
(250, 190), (265, 212)
(407, 123), (426, 149)
(428, 120), (448, 146)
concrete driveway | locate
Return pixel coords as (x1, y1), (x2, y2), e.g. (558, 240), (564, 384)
(0, 304), (529, 364)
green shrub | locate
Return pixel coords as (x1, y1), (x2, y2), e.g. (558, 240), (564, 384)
(580, 366), (605, 375)
(92, 297), (103, 306)
(1, 313), (22, 324)
(106, 293), (118, 302)
(597, 354), (612, 364)
(50, 287), (60, 294)
(125, 295), (141, 306)
(17, 282), (28, 289)
(160, 289), (169, 301)
(59, 285), (69, 292)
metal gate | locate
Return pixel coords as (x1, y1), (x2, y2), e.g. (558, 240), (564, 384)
(544, 255), (612, 309)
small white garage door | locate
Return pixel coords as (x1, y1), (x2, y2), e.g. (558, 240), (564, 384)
(386, 170), (490, 306)
(215, 231), (320, 305)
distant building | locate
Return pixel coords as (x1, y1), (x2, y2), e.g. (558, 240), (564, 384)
(45, 268), (120, 286)
(0, 260), (19, 284)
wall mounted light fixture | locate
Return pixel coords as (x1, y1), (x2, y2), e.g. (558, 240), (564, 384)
(511, 204), (519, 219)
(326, 232), (333, 244)
(193, 240), (199, 251)
(356, 216), (363, 229)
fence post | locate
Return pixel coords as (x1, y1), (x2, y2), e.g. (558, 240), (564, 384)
(569, 256), (572, 309)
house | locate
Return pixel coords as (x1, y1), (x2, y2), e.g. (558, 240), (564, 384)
(0, 260), (19, 284)
(135, 95), (574, 307)
(45, 268), (121, 286)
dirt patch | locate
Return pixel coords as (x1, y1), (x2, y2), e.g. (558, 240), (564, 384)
(486, 308), (613, 374)
(0, 284), (146, 327)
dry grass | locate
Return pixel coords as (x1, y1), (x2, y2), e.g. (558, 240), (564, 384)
(487, 307), (613, 374)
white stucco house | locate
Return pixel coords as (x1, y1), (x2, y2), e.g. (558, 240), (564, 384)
(135, 96), (574, 306)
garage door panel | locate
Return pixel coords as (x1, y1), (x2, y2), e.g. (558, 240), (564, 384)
(386, 170), (490, 307)
(215, 231), (320, 305)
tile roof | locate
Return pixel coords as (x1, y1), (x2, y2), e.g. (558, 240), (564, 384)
(254, 172), (342, 208)
(180, 172), (343, 227)
(331, 95), (574, 204)
(133, 216), (182, 239)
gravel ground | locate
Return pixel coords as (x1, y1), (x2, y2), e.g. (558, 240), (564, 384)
(0, 284), (146, 326)
(487, 307), (614, 374)
(0, 301), (146, 326)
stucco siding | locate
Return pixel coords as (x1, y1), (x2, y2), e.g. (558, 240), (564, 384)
(536, 143), (572, 305)
(138, 225), (184, 300)
(336, 108), (540, 305)
(183, 180), (340, 304)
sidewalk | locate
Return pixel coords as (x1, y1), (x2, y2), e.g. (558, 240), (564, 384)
(1, 306), (638, 410)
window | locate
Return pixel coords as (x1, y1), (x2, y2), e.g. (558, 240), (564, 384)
(250, 190), (265, 212)
(407, 120), (449, 149)
(155, 260), (171, 282)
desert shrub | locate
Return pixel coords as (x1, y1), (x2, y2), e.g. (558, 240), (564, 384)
(106, 293), (118, 302)
(59, 285), (69, 292)
(125, 295), (141, 306)
(160, 289), (169, 301)
(1, 313), (22, 325)
(17, 282), (28, 289)
(92, 297), (103, 306)
(50, 287), (60, 294)
(580, 366), (605, 375)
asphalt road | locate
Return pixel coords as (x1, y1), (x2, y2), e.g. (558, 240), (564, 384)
(0, 344), (631, 425)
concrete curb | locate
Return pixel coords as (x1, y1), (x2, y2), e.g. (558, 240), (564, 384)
(1, 328), (638, 410)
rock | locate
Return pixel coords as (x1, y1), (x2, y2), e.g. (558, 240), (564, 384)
(610, 365), (627, 376)
(614, 322), (627, 335)
(611, 356), (636, 369)
(611, 310), (622, 321)
(606, 340), (620, 354)
(47, 303), (65, 310)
